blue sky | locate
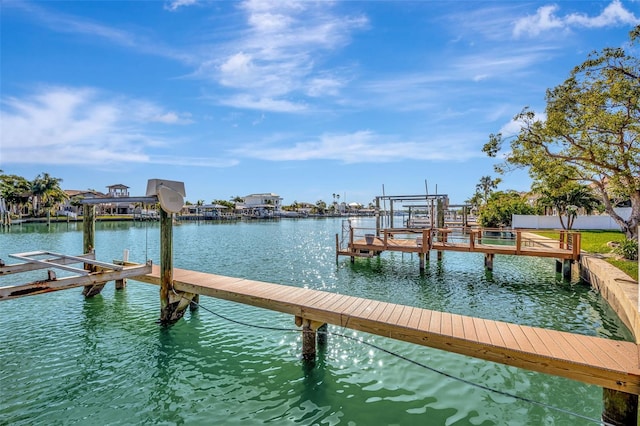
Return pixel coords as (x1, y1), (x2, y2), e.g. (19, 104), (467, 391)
(1, 1), (638, 206)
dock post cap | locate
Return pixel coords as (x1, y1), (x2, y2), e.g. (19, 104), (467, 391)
(146, 179), (186, 213)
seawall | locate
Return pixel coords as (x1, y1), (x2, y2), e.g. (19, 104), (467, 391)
(580, 254), (640, 342)
(522, 232), (639, 342)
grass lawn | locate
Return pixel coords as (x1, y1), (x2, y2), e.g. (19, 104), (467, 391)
(533, 230), (638, 280)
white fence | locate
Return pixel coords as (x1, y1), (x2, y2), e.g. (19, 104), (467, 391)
(513, 208), (632, 230)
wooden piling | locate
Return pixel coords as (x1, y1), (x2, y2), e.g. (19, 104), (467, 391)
(317, 323), (328, 347)
(158, 209), (195, 325)
(81, 204), (104, 298)
(301, 319), (316, 360)
(484, 253), (494, 271)
(295, 316), (326, 361)
(602, 388), (638, 425)
(115, 249), (129, 290)
(436, 200), (445, 261)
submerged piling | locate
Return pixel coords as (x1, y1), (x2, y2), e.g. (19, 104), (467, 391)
(81, 204), (104, 298)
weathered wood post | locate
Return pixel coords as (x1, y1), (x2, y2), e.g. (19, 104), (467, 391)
(150, 179), (196, 325)
(159, 208), (176, 323)
(115, 249), (129, 290)
(484, 253), (494, 271)
(462, 205), (468, 230)
(82, 204), (104, 297)
(302, 320), (315, 360)
(375, 197), (380, 235)
(317, 323), (328, 347)
(296, 316), (325, 361)
(349, 227), (355, 263)
(602, 388), (638, 425)
(436, 199), (445, 261)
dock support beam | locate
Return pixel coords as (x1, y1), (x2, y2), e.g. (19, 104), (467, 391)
(81, 204), (104, 298)
(159, 209), (196, 325)
(296, 316), (326, 361)
(555, 259), (572, 280)
(602, 388), (638, 426)
(115, 249), (129, 290)
(484, 253), (494, 271)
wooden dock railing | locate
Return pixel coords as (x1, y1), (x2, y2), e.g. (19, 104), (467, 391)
(337, 227), (581, 274)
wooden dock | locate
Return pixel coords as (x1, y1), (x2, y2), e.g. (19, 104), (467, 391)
(337, 228), (581, 274)
(134, 265), (640, 395)
(0, 251), (152, 300)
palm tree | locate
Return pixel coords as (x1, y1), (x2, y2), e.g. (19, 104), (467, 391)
(0, 173), (31, 219)
(535, 184), (601, 230)
(31, 173), (67, 224)
(476, 176), (501, 205)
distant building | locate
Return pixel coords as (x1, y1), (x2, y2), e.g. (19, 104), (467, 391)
(237, 193), (283, 218)
(105, 184), (132, 214)
(106, 184), (130, 198)
(62, 189), (106, 216)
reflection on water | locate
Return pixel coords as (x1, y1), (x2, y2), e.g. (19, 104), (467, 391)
(0, 218), (631, 425)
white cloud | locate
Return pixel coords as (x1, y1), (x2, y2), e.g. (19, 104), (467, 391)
(306, 77), (343, 97)
(514, 1), (639, 38)
(513, 5), (565, 38)
(164, 0), (198, 12)
(499, 111), (547, 137)
(6, 1), (194, 63)
(230, 130), (484, 164)
(0, 86), (193, 165)
(566, 0), (639, 27)
(219, 94), (307, 113)
(203, 1), (368, 111)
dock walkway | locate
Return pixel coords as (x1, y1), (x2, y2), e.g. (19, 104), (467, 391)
(135, 265), (640, 395)
(338, 228), (580, 261)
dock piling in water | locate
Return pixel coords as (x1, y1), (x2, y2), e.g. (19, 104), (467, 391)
(81, 204), (105, 298)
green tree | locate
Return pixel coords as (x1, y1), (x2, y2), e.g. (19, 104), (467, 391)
(478, 190), (538, 228)
(483, 26), (640, 240)
(212, 199), (235, 210)
(465, 192), (483, 215)
(0, 173), (32, 218)
(533, 182), (601, 230)
(31, 173), (67, 222)
(476, 175), (501, 205)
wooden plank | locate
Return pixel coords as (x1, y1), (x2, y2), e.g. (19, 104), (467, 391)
(349, 298), (377, 318)
(507, 324), (537, 354)
(367, 302), (394, 323)
(471, 317), (492, 345)
(460, 315), (478, 342)
(493, 321), (520, 352)
(429, 310), (442, 334)
(0, 263), (152, 300)
(0, 253), (97, 275)
(416, 308), (433, 332)
(519, 325), (554, 358)
(385, 304), (406, 326)
(563, 332), (628, 372)
(440, 312), (453, 337)
(133, 267), (640, 394)
(405, 307), (423, 330)
(450, 313), (466, 340)
(396, 306), (417, 328)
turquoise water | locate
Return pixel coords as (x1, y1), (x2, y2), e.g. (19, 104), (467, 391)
(0, 218), (633, 425)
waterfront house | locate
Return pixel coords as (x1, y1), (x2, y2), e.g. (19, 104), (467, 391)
(105, 184), (133, 215)
(61, 189), (107, 216)
(236, 193), (283, 218)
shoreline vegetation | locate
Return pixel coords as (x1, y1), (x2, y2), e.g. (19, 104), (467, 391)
(533, 230), (638, 281)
